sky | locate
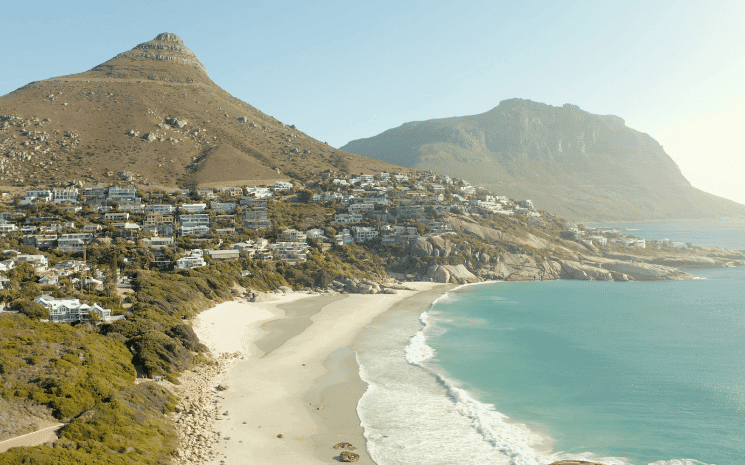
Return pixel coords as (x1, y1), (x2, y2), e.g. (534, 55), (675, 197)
(1, 0), (743, 205)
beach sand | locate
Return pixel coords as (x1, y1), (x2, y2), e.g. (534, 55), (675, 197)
(189, 283), (448, 464)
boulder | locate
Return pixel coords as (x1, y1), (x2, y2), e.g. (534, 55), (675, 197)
(142, 132), (157, 142)
(427, 264), (479, 284)
(339, 451), (360, 462)
(332, 442), (356, 450)
(166, 117), (188, 128)
(411, 237), (433, 257)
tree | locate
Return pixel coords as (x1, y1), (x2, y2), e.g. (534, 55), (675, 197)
(13, 299), (50, 320)
(296, 189), (313, 204)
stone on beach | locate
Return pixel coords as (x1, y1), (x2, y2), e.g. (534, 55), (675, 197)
(339, 450), (360, 462)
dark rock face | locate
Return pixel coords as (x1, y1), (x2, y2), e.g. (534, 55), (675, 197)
(342, 99), (745, 221)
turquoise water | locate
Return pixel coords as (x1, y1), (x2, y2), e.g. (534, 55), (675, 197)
(356, 222), (745, 465)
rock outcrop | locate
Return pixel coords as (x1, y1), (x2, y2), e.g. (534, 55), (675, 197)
(426, 264), (480, 284)
(601, 261), (692, 281)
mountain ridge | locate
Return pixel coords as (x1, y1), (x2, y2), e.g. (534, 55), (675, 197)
(342, 99), (745, 222)
(0, 33), (404, 191)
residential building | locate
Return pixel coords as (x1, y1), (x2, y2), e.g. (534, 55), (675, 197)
(180, 203), (207, 213)
(280, 229), (307, 242)
(272, 181), (293, 192)
(218, 186), (243, 197)
(104, 212), (130, 222)
(205, 249), (240, 261)
(179, 214), (210, 226)
(143, 224), (174, 237)
(352, 226), (379, 242)
(271, 242), (309, 262)
(108, 186), (137, 201)
(245, 187), (273, 198)
(145, 204), (176, 214)
(28, 235), (57, 249)
(210, 202), (236, 213)
(57, 233), (93, 253)
(175, 250), (207, 269)
(334, 229), (354, 246)
(83, 187), (107, 198)
(35, 295), (115, 323)
(143, 237), (175, 249)
(244, 211), (271, 230)
(179, 225), (211, 236)
(145, 213), (174, 225)
(334, 213), (362, 224)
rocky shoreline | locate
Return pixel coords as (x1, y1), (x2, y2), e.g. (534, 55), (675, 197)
(168, 352), (241, 465)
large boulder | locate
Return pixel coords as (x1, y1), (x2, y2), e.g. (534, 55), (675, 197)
(411, 237), (433, 257)
(426, 264), (479, 284)
(559, 260), (613, 281)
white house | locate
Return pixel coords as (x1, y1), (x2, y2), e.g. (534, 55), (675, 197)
(334, 229), (354, 246)
(352, 226), (379, 242)
(272, 181), (293, 192)
(175, 250), (207, 269)
(35, 295), (115, 323)
(180, 203), (207, 213)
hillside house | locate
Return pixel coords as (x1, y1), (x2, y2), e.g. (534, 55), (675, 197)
(245, 187), (273, 198)
(175, 250), (207, 269)
(272, 181), (293, 192)
(144, 224), (175, 236)
(334, 213), (362, 224)
(334, 229), (354, 246)
(35, 295), (115, 323)
(145, 204), (176, 214)
(205, 249), (240, 261)
(181, 203), (207, 213)
(57, 233), (93, 253)
(179, 225), (211, 236)
(218, 186), (244, 197)
(104, 212), (130, 222)
(108, 186), (137, 202)
(352, 226), (379, 242)
(210, 202), (236, 213)
(179, 214), (210, 227)
(143, 237), (175, 248)
(244, 211), (271, 230)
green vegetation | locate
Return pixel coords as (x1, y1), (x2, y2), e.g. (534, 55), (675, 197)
(0, 314), (175, 464)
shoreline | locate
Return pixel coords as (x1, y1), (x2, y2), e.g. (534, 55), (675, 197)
(177, 283), (450, 464)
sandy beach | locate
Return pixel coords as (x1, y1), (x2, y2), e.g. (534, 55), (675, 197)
(180, 283), (448, 464)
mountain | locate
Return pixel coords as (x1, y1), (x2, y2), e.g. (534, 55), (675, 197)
(341, 99), (745, 221)
(0, 33), (402, 191)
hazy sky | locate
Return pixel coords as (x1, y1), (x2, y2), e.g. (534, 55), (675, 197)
(1, 0), (743, 205)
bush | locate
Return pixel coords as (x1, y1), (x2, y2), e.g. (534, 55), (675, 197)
(12, 299), (49, 320)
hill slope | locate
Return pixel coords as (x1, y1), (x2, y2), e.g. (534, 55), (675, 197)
(342, 99), (745, 221)
(0, 33), (402, 190)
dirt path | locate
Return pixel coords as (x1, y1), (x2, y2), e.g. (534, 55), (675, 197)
(0, 423), (65, 453)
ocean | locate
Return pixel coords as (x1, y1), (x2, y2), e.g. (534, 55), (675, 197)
(355, 219), (745, 465)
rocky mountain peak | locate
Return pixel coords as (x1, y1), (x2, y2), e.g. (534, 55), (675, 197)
(118, 32), (207, 75)
(153, 32), (184, 43)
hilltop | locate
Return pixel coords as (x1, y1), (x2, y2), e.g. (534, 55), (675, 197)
(0, 33), (402, 191)
(341, 99), (745, 221)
